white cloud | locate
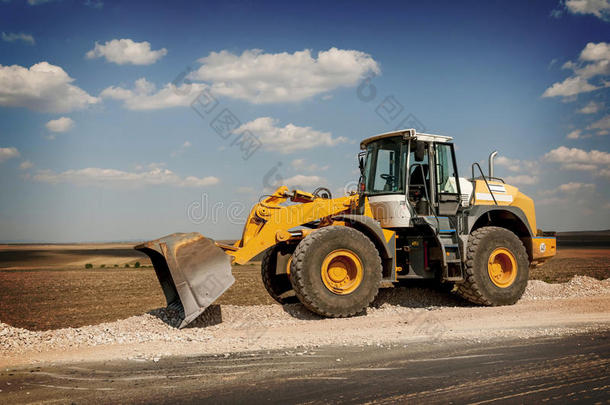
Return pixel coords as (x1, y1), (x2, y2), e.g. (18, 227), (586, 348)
(100, 78), (206, 110)
(567, 129), (582, 139)
(544, 146), (610, 164)
(189, 47), (380, 103)
(504, 174), (539, 185)
(0, 147), (20, 163)
(494, 155), (538, 172)
(588, 114), (610, 130)
(84, 0), (103, 9)
(565, 0), (610, 21)
(542, 76), (599, 98)
(236, 186), (255, 194)
(562, 162), (598, 170)
(170, 140), (192, 157)
(27, 0), (54, 5)
(558, 182), (596, 192)
(580, 42), (610, 61)
(45, 117), (74, 133)
(291, 158), (329, 172)
(0, 62), (99, 113)
(543, 42), (610, 99)
(495, 156), (523, 172)
(578, 100), (604, 113)
(32, 166), (219, 188)
(234, 117), (347, 154)
(282, 174), (326, 189)
(86, 39), (167, 65)
(2, 32), (35, 45)
(19, 160), (33, 170)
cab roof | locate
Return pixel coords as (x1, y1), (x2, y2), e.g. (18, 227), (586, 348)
(360, 128), (453, 149)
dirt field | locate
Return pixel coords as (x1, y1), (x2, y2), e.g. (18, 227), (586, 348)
(0, 243), (608, 331)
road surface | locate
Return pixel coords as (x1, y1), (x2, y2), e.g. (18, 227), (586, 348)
(1, 332), (608, 404)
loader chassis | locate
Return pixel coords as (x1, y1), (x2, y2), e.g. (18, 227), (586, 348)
(137, 128), (557, 327)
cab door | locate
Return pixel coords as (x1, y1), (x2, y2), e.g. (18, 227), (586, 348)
(434, 143), (461, 216)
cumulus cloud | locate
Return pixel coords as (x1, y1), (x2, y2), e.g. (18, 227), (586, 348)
(564, 0), (610, 21)
(543, 42), (610, 99)
(86, 39), (167, 65)
(45, 117), (74, 133)
(188, 47), (380, 103)
(32, 166), (219, 188)
(542, 76), (599, 98)
(236, 186), (255, 194)
(0, 62), (99, 112)
(544, 146), (610, 180)
(567, 129), (582, 139)
(234, 117), (347, 154)
(558, 182), (596, 192)
(84, 0), (103, 9)
(19, 160), (33, 170)
(504, 174), (539, 185)
(170, 140), (192, 157)
(282, 174), (326, 189)
(562, 162), (598, 170)
(100, 78), (206, 110)
(27, 0), (55, 5)
(291, 158), (329, 172)
(0, 147), (20, 163)
(544, 146), (610, 164)
(2, 32), (35, 45)
(494, 155), (538, 172)
(588, 115), (610, 131)
(577, 100), (604, 114)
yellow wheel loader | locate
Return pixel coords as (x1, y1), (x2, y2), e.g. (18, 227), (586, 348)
(136, 129), (556, 328)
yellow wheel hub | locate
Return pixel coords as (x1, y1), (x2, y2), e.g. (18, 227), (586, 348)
(487, 247), (517, 288)
(321, 249), (363, 295)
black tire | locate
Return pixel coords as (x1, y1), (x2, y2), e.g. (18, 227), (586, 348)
(261, 244), (299, 304)
(456, 226), (529, 306)
(290, 226), (382, 317)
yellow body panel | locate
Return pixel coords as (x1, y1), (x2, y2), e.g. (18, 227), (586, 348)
(472, 180), (537, 232)
(529, 237), (557, 261)
(228, 187), (359, 264)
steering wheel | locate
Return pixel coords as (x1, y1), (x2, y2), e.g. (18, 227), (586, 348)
(380, 174), (395, 185)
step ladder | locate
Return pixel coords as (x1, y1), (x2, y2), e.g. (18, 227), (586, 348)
(438, 228), (464, 282)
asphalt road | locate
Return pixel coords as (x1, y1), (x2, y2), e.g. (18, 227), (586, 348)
(1, 333), (608, 404)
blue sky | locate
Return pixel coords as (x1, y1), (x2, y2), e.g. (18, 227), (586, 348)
(1, 0), (609, 242)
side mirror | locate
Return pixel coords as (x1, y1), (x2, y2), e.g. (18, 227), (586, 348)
(414, 141), (426, 162)
(358, 151), (366, 175)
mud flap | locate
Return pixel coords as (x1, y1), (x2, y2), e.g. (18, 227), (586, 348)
(135, 233), (235, 328)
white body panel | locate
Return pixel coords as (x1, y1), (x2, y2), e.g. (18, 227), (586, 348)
(368, 194), (412, 228)
(459, 177), (473, 206)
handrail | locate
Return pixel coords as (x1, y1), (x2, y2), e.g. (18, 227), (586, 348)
(412, 163), (439, 234)
(471, 162), (498, 205)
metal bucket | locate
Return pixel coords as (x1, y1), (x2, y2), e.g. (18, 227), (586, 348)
(135, 233), (235, 328)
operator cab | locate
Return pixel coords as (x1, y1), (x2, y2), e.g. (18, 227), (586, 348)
(360, 129), (469, 229)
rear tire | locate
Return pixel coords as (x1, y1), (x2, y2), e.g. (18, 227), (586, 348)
(290, 226), (382, 317)
(261, 244), (299, 304)
(456, 226), (529, 306)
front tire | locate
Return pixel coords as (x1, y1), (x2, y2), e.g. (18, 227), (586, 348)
(261, 244), (299, 304)
(456, 226), (529, 306)
(290, 226), (382, 317)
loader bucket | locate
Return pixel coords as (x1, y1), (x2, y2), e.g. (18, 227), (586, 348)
(135, 232), (234, 328)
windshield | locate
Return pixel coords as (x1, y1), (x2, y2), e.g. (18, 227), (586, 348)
(363, 137), (407, 195)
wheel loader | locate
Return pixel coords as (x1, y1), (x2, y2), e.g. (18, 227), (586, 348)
(136, 128), (556, 328)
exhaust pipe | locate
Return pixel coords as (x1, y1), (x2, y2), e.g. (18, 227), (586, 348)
(488, 150), (498, 178)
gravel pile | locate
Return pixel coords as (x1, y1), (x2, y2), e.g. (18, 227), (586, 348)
(522, 276), (610, 301)
(1, 276), (608, 358)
